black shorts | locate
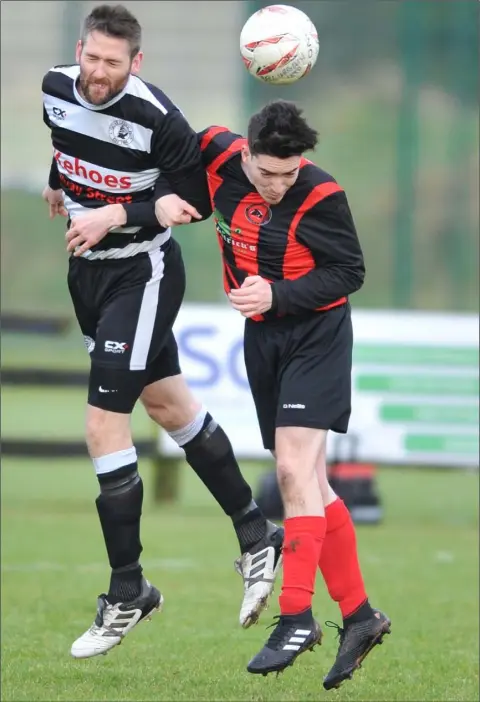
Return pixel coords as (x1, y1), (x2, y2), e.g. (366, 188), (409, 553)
(68, 238), (185, 413)
(244, 303), (353, 450)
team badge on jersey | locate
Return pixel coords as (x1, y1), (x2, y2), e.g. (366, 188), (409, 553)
(245, 203), (272, 226)
(109, 119), (134, 147)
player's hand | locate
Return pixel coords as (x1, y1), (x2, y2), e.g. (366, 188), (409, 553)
(155, 194), (202, 227)
(66, 204), (126, 257)
(42, 185), (68, 219)
(228, 276), (273, 318)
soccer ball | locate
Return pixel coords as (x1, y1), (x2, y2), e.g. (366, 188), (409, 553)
(240, 4), (319, 85)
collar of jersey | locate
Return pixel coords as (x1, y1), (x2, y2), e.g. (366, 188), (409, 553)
(73, 72), (133, 111)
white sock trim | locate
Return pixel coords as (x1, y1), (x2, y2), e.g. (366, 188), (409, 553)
(93, 447), (138, 475)
(168, 406), (208, 447)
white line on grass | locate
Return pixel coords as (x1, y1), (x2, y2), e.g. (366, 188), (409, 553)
(434, 551), (455, 563)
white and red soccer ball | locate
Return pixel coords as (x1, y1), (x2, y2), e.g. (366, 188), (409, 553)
(240, 4), (319, 85)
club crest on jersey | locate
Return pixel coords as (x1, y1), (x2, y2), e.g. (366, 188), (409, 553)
(245, 203), (272, 226)
(109, 119), (134, 147)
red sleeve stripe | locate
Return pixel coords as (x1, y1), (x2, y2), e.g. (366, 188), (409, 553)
(299, 156), (314, 169)
(200, 126), (230, 151)
(288, 181), (343, 239)
(208, 138), (246, 176)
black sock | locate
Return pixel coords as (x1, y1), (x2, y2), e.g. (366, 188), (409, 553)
(281, 607), (314, 624)
(182, 413), (260, 518)
(95, 462), (144, 601)
(108, 562), (143, 603)
(343, 599), (374, 627)
(232, 501), (268, 553)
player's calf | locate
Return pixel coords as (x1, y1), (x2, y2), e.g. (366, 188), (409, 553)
(148, 391), (284, 627)
(177, 412), (284, 626)
(74, 417), (164, 659)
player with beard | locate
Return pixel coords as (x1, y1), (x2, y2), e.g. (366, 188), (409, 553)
(41, 4), (283, 660)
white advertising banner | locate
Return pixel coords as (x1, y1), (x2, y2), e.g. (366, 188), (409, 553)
(158, 305), (479, 468)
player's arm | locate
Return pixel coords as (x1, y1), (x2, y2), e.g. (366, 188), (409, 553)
(271, 191), (365, 316)
(42, 105), (61, 190)
(47, 157), (61, 190)
(122, 123), (224, 227)
(42, 104), (68, 218)
(197, 126), (228, 166)
(122, 112), (213, 228)
(120, 178), (187, 228)
(149, 109), (212, 219)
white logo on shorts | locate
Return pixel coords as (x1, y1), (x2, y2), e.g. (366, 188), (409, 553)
(83, 335), (95, 353)
(283, 403), (306, 409)
(99, 386), (118, 393)
(105, 340), (128, 354)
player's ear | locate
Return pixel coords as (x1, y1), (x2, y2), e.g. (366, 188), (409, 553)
(130, 51), (143, 75)
(241, 144), (250, 163)
(75, 40), (82, 63)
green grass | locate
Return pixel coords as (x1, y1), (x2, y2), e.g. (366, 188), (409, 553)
(1, 335), (153, 442)
(2, 459), (479, 702)
(2, 328), (479, 700)
(1, 386), (152, 442)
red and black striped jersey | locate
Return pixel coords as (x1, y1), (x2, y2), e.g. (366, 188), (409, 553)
(198, 126), (365, 322)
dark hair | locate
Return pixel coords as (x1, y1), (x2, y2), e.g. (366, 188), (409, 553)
(247, 100), (318, 158)
(81, 4), (142, 58)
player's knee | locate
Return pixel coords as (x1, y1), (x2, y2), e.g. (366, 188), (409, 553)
(275, 427), (324, 499)
(85, 405), (132, 457)
(141, 375), (201, 431)
(143, 397), (199, 432)
(275, 458), (301, 498)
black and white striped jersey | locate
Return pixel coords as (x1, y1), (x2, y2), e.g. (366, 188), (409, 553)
(42, 64), (211, 260)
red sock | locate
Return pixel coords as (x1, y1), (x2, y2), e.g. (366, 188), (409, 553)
(279, 516), (326, 615)
(319, 499), (368, 618)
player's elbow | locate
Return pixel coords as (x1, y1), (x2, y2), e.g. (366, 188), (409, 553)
(338, 261), (365, 296)
(347, 264), (365, 294)
(191, 195), (213, 222)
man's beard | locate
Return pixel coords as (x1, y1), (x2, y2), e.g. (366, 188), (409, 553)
(79, 75), (127, 106)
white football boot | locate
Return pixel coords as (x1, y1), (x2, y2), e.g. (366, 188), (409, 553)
(235, 522), (284, 628)
(71, 577), (163, 659)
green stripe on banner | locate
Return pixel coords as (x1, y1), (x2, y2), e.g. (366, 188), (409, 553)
(405, 434), (479, 454)
(354, 345), (478, 367)
(380, 403), (479, 425)
(357, 374), (478, 396)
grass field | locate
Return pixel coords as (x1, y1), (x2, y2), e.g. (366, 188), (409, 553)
(2, 457), (479, 702)
(2, 329), (479, 700)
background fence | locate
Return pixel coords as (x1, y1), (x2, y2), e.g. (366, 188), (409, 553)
(1, 0), (478, 316)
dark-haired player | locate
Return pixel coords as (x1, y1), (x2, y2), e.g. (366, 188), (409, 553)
(41, 3), (283, 659)
(198, 101), (391, 687)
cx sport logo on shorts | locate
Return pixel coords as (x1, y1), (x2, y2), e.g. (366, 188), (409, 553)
(82, 337), (128, 355)
(105, 341), (128, 354)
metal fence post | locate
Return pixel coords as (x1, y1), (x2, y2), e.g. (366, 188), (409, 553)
(393, 1), (422, 309)
(62, 1), (86, 62)
(443, 1), (478, 310)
